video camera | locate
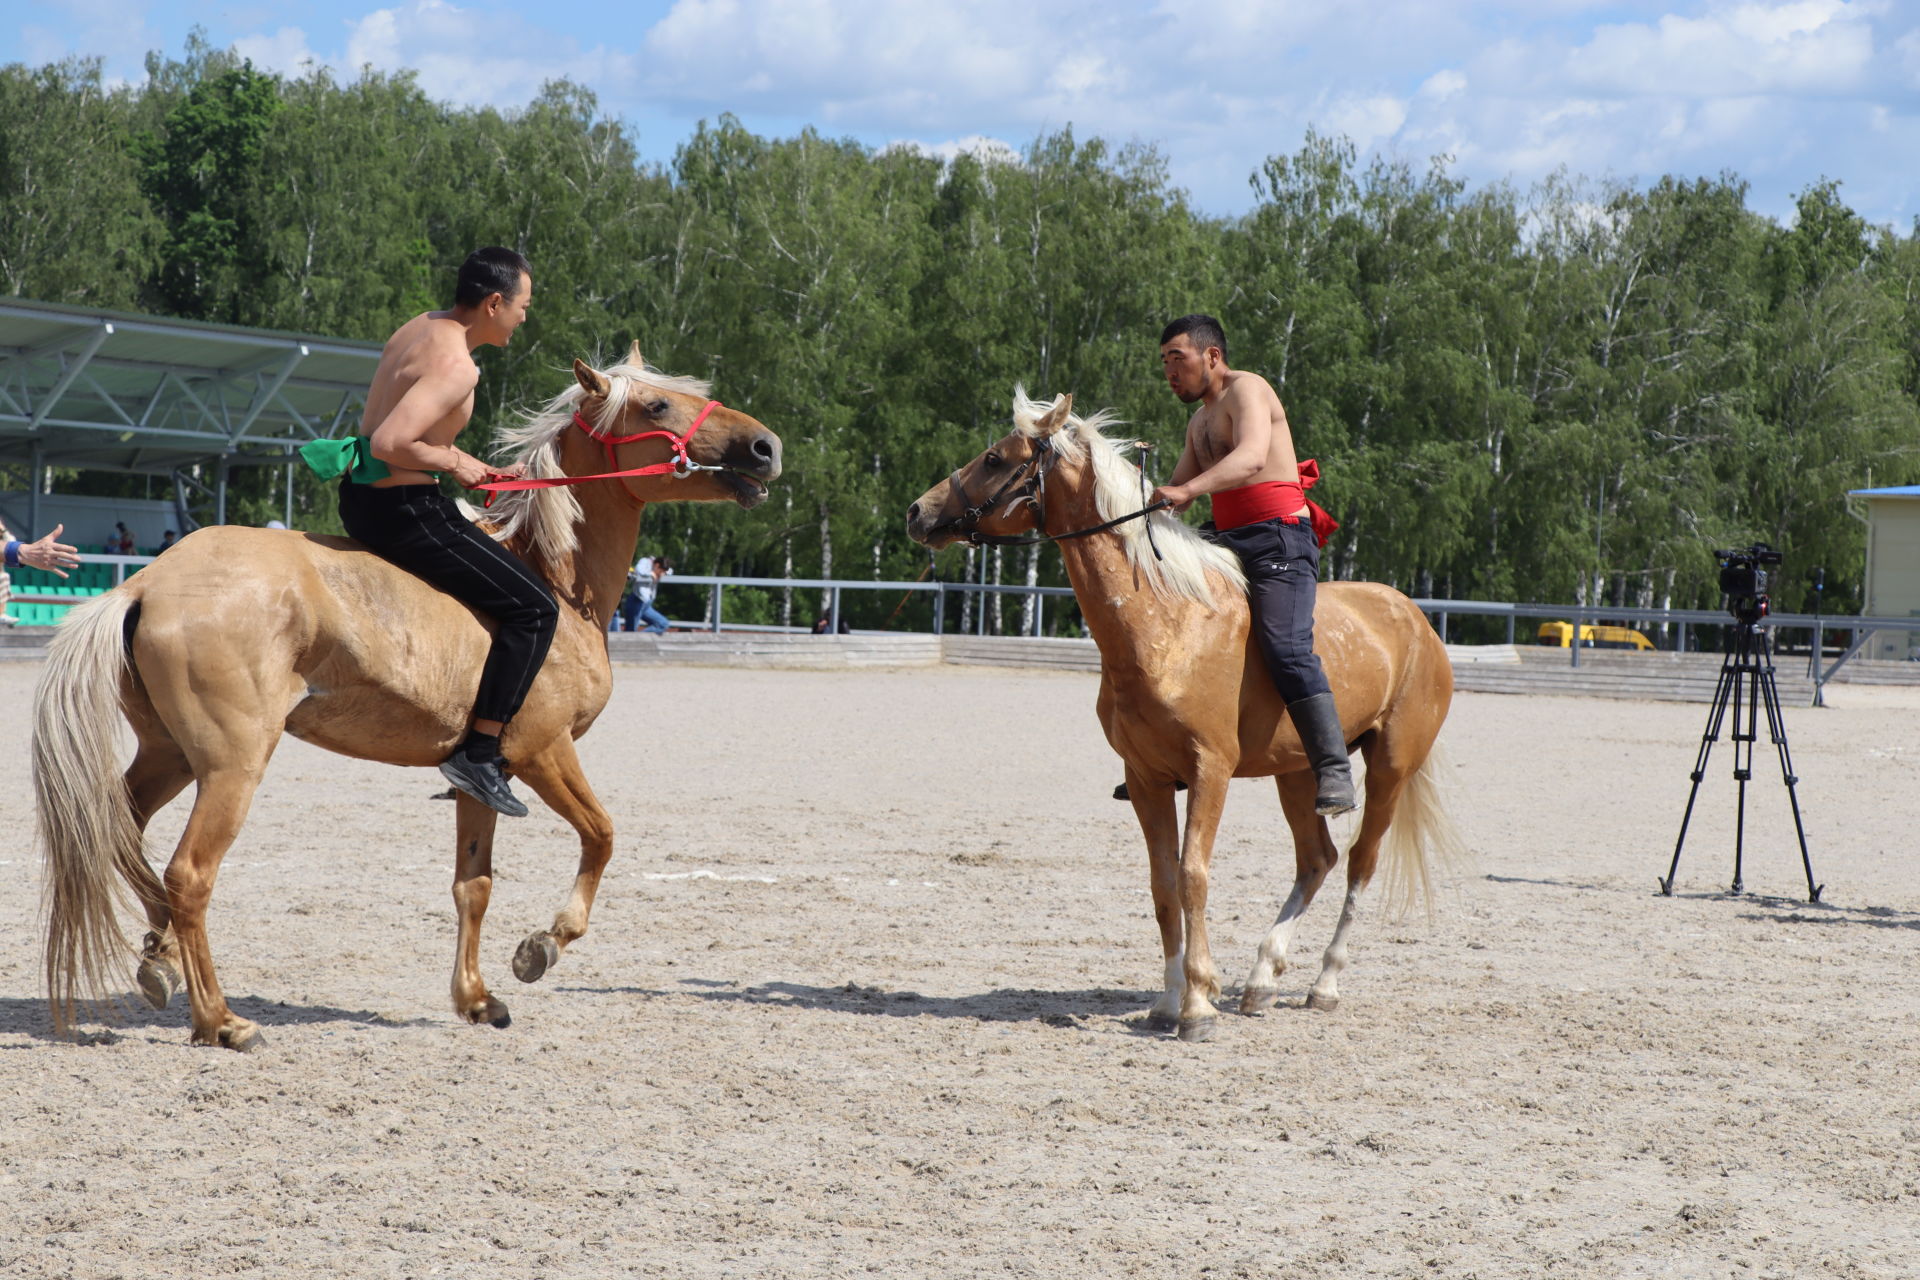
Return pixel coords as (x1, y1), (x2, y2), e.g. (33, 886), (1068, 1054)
(1715, 542), (1783, 621)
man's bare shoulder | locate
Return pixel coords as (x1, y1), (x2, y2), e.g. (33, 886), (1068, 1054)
(1221, 368), (1279, 408)
(387, 319), (478, 388)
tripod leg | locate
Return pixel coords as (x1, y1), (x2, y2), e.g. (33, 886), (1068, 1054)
(1730, 648), (1758, 896)
(1664, 651), (1738, 895)
(1756, 638), (1824, 903)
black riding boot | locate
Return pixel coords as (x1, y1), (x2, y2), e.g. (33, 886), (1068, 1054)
(1289, 692), (1356, 816)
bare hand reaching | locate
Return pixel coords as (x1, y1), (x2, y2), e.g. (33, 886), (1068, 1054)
(20, 523), (81, 577)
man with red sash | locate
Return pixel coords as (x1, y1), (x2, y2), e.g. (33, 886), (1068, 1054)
(1141, 314), (1355, 816)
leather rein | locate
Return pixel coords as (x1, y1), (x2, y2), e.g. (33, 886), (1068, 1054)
(946, 436), (1167, 560)
(472, 399), (728, 508)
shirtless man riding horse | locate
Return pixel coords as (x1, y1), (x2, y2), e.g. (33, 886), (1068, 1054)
(1140, 313), (1355, 816)
(328, 246), (557, 817)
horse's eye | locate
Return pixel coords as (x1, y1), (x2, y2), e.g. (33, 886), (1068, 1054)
(984, 452), (1002, 469)
(647, 400), (669, 417)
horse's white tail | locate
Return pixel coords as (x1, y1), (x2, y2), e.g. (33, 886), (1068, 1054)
(1372, 739), (1473, 923)
(35, 591), (143, 1034)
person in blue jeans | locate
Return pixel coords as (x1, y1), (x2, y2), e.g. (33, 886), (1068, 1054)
(616, 554), (672, 633)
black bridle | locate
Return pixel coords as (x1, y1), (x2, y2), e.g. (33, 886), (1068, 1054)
(945, 436), (1167, 559)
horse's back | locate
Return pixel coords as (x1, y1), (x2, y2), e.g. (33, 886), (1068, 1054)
(127, 526), (483, 665)
(122, 528), (494, 755)
(1318, 579), (1452, 745)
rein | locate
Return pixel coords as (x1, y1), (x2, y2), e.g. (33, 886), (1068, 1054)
(471, 399), (727, 508)
(951, 436), (1167, 559)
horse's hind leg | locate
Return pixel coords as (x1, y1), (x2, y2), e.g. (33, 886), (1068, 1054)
(122, 737), (194, 1009)
(138, 649), (282, 1050)
(1240, 770), (1340, 1015)
(1305, 746), (1414, 1012)
(164, 766), (271, 1050)
(506, 737), (613, 986)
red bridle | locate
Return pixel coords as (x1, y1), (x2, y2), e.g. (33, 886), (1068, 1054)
(472, 399), (723, 508)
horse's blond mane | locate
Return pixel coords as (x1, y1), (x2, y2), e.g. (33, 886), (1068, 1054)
(482, 358), (713, 565)
(1009, 388), (1244, 605)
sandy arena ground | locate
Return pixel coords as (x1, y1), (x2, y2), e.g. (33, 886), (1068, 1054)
(2, 660), (1917, 1279)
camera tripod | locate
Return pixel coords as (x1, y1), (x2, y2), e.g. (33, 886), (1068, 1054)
(1661, 614), (1823, 902)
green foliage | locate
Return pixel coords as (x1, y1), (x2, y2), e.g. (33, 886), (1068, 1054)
(3, 39), (1917, 618)
(135, 54), (282, 321)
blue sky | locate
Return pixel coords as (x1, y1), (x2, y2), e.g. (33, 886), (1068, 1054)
(10, 0), (1920, 227)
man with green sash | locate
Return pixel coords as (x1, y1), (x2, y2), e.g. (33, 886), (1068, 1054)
(302, 247), (557, 817)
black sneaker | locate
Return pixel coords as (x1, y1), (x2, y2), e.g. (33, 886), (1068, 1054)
(1112, 780), (1188, 801)
(438, 753), (529, 818)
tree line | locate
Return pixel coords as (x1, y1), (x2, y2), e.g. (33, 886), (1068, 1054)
(4, 38), (1917, 632)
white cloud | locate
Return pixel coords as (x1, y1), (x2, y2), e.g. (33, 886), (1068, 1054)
(216, 0), (634, 110)
(231, 27), (326, 75)
(1565, 1), (1876, 96)
(1321, 94), (1410, 150)
(891, 135), (1023, 167)
(18, 0), (158, 78)
(12, 0), (1918, 227)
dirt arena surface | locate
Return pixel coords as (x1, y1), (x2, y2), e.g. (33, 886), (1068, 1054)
(2, 659), (1916, 1278)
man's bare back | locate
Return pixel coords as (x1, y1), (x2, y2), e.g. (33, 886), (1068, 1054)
(1151, 330), (1304, 516)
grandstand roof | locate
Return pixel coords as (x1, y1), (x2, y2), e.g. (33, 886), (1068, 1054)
(0, 297), (379, 476)
(1848, 485), (1920, 498)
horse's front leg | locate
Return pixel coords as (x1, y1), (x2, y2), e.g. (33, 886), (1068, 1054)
(506, 737), (614, 985)
(1124, 764), (1184, 1031)
(452, 793), (510, 1027)
(1175, 764), (1232, 1042)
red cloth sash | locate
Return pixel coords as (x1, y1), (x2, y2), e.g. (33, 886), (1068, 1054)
(1211, 459), (1339, 547)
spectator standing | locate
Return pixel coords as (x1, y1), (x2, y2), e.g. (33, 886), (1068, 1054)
(618, 554), (672, 633)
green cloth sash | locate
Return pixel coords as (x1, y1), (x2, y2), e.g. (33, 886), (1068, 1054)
(299, 435), (391, 484)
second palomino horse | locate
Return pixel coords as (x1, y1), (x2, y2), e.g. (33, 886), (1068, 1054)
(907, 391), (1463, 1042)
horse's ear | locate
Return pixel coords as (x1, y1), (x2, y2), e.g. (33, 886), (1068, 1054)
(574, 358), (610, 400)
(1036, 393), (1074, 435)
(627, 340), (645, 368)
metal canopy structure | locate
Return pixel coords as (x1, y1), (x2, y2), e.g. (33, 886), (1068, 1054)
(0, 297), (379, 527)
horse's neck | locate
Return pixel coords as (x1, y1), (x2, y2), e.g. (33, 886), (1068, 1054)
(1046, 464), (1195, 684)
(506, 444), (643, 632)
(571, 486), (645, 630)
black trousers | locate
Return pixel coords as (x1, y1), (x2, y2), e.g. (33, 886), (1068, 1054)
(338, 480), (559, 726)
(1208, 515), (1332, 704)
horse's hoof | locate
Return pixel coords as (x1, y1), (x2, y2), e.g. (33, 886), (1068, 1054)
(1239, 987), (1279, 1015)
(1177, 1016), (1217, 1043)
(1143, 1007), (1178, 1032)
(1305, 991), (1341, 1012)
(513, 932), (560, 984)
(197, 1020), (264, 1052)
(136, 958), (180, 1010)
(460, 996), (511, 1028)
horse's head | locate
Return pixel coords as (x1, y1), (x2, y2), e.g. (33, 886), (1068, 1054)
(905, 393), (1075, 549)
(570, 344), (782, 508)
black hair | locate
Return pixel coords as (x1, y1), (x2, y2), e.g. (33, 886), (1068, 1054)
(454, 247), (531, 308)
(1160, 314), (1227, 363)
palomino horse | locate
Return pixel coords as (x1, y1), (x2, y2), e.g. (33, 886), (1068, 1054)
(906, 391), (1463, 1042)
(36, 346), (781, 1050)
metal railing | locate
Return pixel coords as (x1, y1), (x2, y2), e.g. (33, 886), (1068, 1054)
(16, 561), (1910, 704)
